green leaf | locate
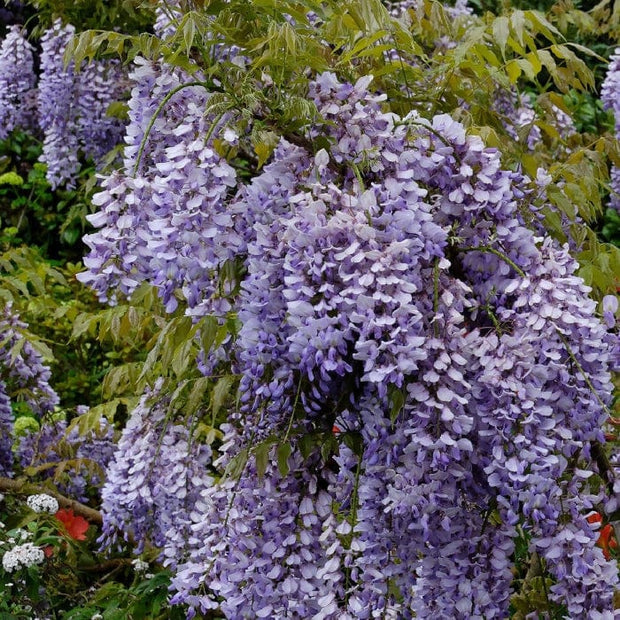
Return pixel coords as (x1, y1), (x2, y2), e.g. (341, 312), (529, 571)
(277, 442), (292, 477)
(199, 315), (219, 354)
(255, 440), (271, 479)
(224, 447), (249, 480)
(342, 431), (364, 458)
(492, 16), (510, 59)
(505, 59), (521, 83)
(320, 433), (338, 461)
(389, 386), (405, 423)
(212, 374), (236, 419)
(510, 10), (526, 47)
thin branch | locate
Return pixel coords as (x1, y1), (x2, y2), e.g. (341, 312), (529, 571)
(78, 558), (133, 573)
(459, 245), (527, 278)
(0, 476), (102, 525)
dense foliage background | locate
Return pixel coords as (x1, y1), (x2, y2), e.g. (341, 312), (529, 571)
(0, 0), (618, 618)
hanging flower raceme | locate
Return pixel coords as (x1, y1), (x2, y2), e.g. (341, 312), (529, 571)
(37, 19), (80, 189)
(78, 57), (239, 313)
(602, 48), (620, 211)
(37, 19), (128, 189)
(0, 304), (59, 478)
(0, 382), (13, 477)
(0, 24), (37, 139)
(100, 379), (214, 566)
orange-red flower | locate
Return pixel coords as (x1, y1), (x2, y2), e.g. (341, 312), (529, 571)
(587, 512), (618, 560)
(55, 508), (89, 541)
(597, 524), (619, 560)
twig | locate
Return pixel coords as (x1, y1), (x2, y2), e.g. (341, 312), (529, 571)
(0, 476), (102, 525)
(78, 558), (133, 573)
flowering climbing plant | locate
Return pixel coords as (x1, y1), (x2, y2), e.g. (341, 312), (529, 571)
(0, 0), (619, 618)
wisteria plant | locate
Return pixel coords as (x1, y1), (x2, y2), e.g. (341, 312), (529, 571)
(0, 0), (619, 618)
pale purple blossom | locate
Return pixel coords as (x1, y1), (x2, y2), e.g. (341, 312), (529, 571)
(0, 25), (37, 138)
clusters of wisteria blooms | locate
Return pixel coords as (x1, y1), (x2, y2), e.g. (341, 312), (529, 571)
(78, 57), (238, 314)
(17, 409), (116, 503)
(0, 304), (59, 477)
(0, 19), (126, 188)
(37, 20), (126, 189)
(602, 48), (620, 210)
(100, 380), (212, 566)
(0, 25), (36, 140)
(86, 64), (619, 618)
(0, 383), (13, 478)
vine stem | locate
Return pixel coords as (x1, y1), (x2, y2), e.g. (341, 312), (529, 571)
(536, 552), (552, 616)
(459, 245), (526, 278)
(283, 374), (304, 443)
(132, 80), (210, 177)
(0, 475), (102, 525)
(556, 329), (612, 416)
(433, 257), (440, 337)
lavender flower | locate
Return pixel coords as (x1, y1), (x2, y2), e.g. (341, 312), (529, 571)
(37, 20), (127, 189)
(602, 48), (620, 211)
(100, 380), (213, 563)
(0, 382), (13, 477)
(78, 58), (239, 314)
(37, 20), (80, 189)
(0, 25), (36, 138)
(77, 59), (127, 163)
(0, 304), (58, 416)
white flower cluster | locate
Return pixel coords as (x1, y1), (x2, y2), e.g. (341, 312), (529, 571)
(131, 558), (149, 573)
(26, 493), (59, 514)
(2, 542), (44, 572)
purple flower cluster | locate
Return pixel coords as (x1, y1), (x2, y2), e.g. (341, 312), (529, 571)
(78, 57), (238, 313)
(170, 426), (348, 619)
(100, 379), (213, 563)
(76, 59), (126, 163)
(17, 409), (116, 502)
(0, 381), (13, 476)
(37, 20), (81, 189)
(34, 19), (127, 188)
(83, 69), (618, 617)
(0, 304), (58, 416)
(0, 25), (36, 140)
(0, 304), (58, 478)
(602, 48), (620, 210)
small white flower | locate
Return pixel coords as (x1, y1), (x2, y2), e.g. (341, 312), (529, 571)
(27, 493), (59, 514)
(90, 614), (103, 620)
(535, 167), (552, 188)
(131, 558), (149, 573)
(2, 542), (45, 572)
(222, 128), (238, 144)
(10, 528), (30, 542)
